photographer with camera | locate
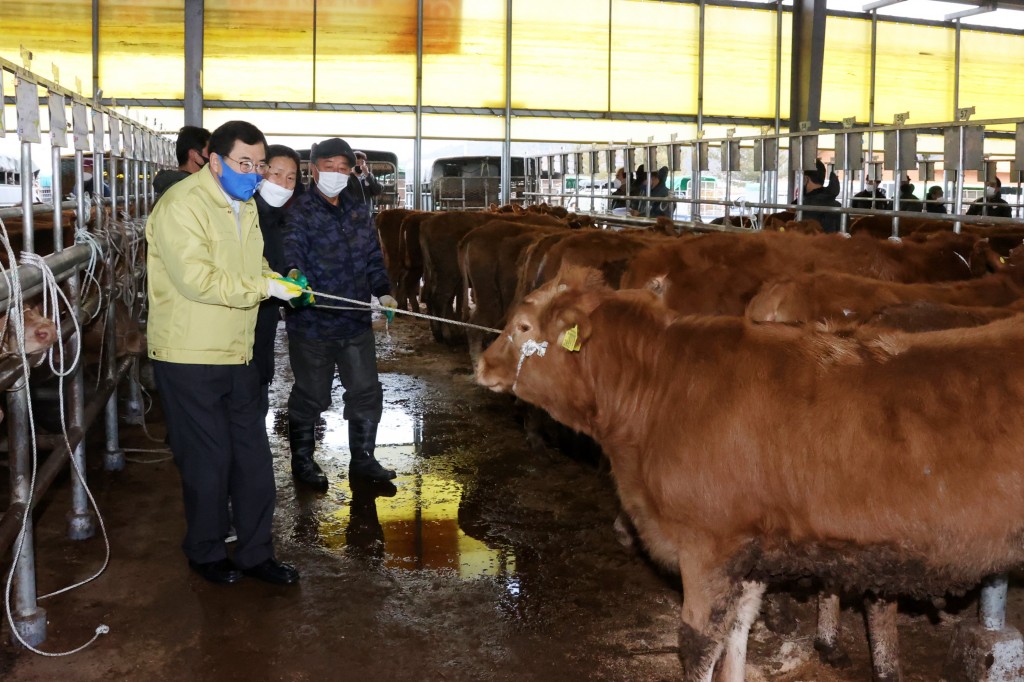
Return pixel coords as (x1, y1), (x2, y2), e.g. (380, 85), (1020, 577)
(347, 150), (383, 202)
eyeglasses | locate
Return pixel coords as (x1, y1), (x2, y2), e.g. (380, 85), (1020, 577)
(224, 155), (268, 174)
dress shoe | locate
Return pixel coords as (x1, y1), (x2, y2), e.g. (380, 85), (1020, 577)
(188, 558), (242, 585)
(241, 558), (300, 585)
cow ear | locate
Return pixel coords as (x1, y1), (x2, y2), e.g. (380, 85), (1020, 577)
(555, 306), (591, 352)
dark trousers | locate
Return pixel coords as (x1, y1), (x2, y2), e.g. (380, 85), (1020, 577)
(254, 302), (282, 416)
(287, 329), (383, 426)
(153, 360), (276, 569)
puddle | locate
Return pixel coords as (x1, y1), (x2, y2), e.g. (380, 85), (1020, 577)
(266, 341), (517, 584)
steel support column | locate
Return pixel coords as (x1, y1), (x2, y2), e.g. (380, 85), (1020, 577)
(184, 0), (204, 127)
(789, 0), (827, 131)
(413, 0), (424, 210)
(501, 0), (512, 205)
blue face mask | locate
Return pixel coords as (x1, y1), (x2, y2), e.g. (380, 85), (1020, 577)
(217, 158), (262, 201)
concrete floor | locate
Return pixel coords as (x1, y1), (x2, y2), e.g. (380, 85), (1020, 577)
(1, 318), (1019, 681)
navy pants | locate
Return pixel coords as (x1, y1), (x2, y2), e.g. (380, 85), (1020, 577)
(286, 329), (383, 426)
(153, 360), (276, 569)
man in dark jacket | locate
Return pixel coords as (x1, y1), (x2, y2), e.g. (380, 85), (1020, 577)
(644, 166), (674, 218)
(800, 160), (841, 233)
(925, 185), (946, 214)
(283, 138), (398, 487)
(897, 178), (923, 212)
(154, 126), (211, 201)
(851, 179), (891, 211)
(254, 145), (300, 419)
(967, 177), (1012, 219)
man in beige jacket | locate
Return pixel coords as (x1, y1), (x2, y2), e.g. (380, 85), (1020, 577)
(147, 120), (303, 585)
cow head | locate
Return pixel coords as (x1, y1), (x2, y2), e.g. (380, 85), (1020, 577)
(475, 266), (607, 411)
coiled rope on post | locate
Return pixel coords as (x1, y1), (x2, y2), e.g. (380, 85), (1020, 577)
(301, 289), (504, 335)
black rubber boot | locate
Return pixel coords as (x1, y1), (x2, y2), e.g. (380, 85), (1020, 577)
(288, 419), (328, 491)
(348, 419), (397, 482)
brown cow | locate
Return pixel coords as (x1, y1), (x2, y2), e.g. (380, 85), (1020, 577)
(375, 208), (416, 309)
(476, 266), (1024, 681)
(420, 211), (562, 344)
(747, 266), (1024, 325)
(0, 305), (60, 363)
(459, 219), (565, 363)
(397, 211), (433, 312)
(622, 230), (997, 317)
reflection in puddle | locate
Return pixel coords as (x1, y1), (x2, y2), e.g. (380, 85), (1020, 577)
(277, 372), (517, 582)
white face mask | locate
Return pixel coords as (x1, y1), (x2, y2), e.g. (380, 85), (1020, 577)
(985, 186), (997, 198)
(259, 178), (294, 208)
(612, 178), (622, 190)
(315, 171), (348, 198)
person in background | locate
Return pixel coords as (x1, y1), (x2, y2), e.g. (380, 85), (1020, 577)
(154, 125), (211, 201)
(967, 177), (1012, 219)
(644, 166), (673, 218)
(348, 150), (383, 202)
(609, 167), (629, 210)
(146, 120), (303, 586)
(851, 178), (891, 211)
(925, 185), (946, 214)
(283, 137), (399, 490)
(254, 145), (301, 418)
(897, 177), (922, 213)
(799, 159), (841, 233)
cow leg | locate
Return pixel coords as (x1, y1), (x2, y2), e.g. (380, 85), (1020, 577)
(716, 580), (767, 682)
(815, 591), (851, 667)
(865, 595), (902, 682)
(677, 558), (740, 682)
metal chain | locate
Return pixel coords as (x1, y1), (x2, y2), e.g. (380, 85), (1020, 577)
(301, 289), (503, 335)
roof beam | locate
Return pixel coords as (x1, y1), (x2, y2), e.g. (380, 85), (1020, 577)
(945, 2), (997, 20)
(862, 0), (905, 11)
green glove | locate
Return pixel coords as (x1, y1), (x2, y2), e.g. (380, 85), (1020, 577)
(286, 269), (315, 308)
(379, 295), (398, 323)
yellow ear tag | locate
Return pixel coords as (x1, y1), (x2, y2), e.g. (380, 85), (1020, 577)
(1000, 257), (1006, 264)
(561, 325), (582, 352)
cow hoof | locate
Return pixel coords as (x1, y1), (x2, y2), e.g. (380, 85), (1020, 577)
(813, 639), (852, 668)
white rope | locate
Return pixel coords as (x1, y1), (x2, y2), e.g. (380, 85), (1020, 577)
(0, 216), (111, 657)
(301, 288), (504, 335)
(512, 338), (547, 392)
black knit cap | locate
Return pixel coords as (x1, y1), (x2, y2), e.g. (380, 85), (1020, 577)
(310, 137), (356, 166)
(804, 159), (826, 185)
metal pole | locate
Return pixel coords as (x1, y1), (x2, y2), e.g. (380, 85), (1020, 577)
(98, 148), (124, 471)
(7, 379), (46, 646)
(20, 143), (34, 255)
(954, 20), (961, 116)
(413, 0), (423, 210)
(697, 0), (705, 133)
(91, 0), (100, 99)
(892, 130), (901, 240)
(501, 0), (512, 206)
(867, 11), (877, 196)
(980, 574), (1008, 631)
(773, 0), (782, 208)
(954, 124), (965, 233)
(184, 0), (204, 127)
(67, 149), (94, 540)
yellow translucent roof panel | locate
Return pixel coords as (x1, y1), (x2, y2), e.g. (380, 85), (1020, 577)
(99, 0), (184, 100)
(510, 0), (610, 111)
(958, 28), (1024, 120)
(204, 0), (314, 102)
(610, 0), (699, 115)
(874, 22), (954, 123)
(820, 16), (872, 123)
(0, 1), (92, 95)
(423, 0), (506, 108)
(314, 0), (421, 105)
(703, 6), (791, 119)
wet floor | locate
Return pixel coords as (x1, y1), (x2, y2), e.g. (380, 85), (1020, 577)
(2, 317), (1021, 680)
